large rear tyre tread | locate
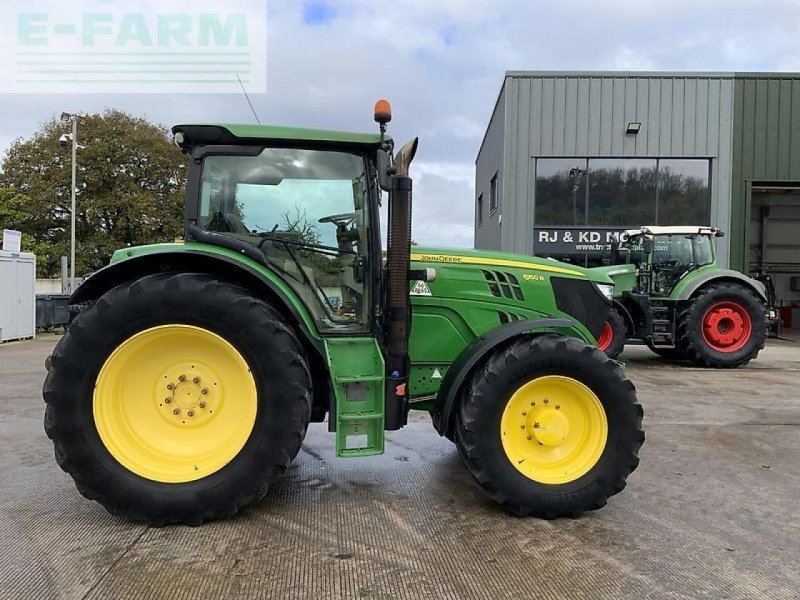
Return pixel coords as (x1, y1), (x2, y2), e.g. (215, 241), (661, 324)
(676, 282), (766, 369)
(455, 334), (644, 518)
(44, 272), (312, 525)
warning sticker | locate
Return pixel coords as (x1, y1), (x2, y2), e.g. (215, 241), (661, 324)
(410, 280), (432, 296)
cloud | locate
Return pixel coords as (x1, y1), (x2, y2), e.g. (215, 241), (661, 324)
(1, 0), (799, 247)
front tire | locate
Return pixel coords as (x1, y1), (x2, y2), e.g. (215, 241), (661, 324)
(43, 273), (312, 525)
(676, 282), (766, 368)
(455, 334), (644, 518)
(597, 307), (626, 359)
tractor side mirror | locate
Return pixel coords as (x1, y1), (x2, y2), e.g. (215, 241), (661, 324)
(642, 237), (653, 254)
(376, 148), (394, 192)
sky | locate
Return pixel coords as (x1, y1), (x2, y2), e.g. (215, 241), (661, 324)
(1, 0), (799, 248)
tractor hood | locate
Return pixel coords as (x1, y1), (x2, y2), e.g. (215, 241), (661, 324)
(410, 247), (613, 284)
(592, 263), (637, 278)
(409, 247), (613, 341)
(591, 264), (637, 298)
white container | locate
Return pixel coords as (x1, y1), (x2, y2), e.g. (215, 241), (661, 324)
(0, 250), (36, 342)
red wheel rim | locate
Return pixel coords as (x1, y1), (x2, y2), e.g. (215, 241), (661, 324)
(597, 322), (613, 351)
(701, 301), (752, 353)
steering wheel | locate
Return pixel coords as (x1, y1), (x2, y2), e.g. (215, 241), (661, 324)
(318, 212), (356, 228)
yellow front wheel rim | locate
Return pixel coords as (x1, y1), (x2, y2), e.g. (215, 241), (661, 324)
(500, 376), (608, 484)
(93, 325), (258, 484)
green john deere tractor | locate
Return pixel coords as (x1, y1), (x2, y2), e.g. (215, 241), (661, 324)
(43, 101), (643, 525)
(594, 226), (769, 368)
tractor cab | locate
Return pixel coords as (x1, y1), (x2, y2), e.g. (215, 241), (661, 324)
(614, 226), (722, 297)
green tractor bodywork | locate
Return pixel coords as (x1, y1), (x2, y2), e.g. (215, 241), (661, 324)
(82, 234), (610, 456)
(594, 226), (770, 367)
(47, 108), (641, 524)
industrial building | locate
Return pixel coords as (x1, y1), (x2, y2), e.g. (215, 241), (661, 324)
(475, 71), (800, 309)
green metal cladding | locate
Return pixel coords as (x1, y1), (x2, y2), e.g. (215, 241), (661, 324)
(730, 74), (800, 272)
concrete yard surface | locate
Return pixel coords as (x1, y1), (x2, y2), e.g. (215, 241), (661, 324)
(1, 335), (799, 599)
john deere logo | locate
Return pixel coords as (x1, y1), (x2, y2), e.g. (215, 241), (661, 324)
(415, 254), (462, 264)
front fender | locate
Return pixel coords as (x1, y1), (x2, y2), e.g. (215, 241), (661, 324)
(431, 318), (575, 439)
(612, 299), (635, 336)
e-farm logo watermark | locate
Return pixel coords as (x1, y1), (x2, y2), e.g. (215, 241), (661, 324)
(1, 1), (267, 94)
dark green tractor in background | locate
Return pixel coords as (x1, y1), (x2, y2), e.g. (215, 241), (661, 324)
(43, 101), (643, 525)
(594, 226), (772, 368)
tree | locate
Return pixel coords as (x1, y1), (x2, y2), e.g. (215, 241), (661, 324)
(0, 188), (52, 261)
(282, 206), (321, 245)
(282, 206), (344, 285)
(0, 109), (188, 277)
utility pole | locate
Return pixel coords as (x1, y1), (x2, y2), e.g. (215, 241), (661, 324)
(61, 112), (82, 293)
(70, 115), (77, 292)
(569, 167), (586, 226)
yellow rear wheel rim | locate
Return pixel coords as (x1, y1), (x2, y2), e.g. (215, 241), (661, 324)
(500, 376), (608, 484)
(93, 325), (258, 484)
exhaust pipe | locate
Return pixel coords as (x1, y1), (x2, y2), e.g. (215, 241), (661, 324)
(383, 137), (418, 431)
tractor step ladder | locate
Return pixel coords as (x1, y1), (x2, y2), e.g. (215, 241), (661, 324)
(324, 338), (385, 457)
(651, 305), (675, 344)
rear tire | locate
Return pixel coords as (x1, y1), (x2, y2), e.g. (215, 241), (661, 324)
(676, 282), (766, 368)
(43, 273), (312, 525)
(455, 334), (643, 518)
(597, 307), (626, 359)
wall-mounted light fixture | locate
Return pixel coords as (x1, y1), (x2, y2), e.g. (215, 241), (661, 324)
(626, 122), (642, 135)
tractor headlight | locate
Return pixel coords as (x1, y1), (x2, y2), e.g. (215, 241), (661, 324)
(595, 283), (614, 302)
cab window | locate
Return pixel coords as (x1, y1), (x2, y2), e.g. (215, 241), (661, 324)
(652, 235), (693, 269)
(198, 147), (370, 332)
(693, 235), (714, 266)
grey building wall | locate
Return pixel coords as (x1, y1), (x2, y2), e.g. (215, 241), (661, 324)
(730, 74), (800, 272)
(476, 71), (736, 266)
(474, 83), (505, 250)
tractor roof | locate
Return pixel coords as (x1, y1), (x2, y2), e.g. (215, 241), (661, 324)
(171, 123), (386, 150)
(624, 226), (722, 237)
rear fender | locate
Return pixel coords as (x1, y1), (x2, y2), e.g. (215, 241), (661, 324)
(674, 270), (767, 302)
(431, 318), (575, 438)
(70, 248), (322, 353)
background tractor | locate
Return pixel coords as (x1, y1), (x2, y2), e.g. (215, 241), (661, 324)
(594, 226), (771, 368)
(43, 102), (643, 525)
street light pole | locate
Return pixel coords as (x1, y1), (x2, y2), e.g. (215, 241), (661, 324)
(69, 116), (77, 292)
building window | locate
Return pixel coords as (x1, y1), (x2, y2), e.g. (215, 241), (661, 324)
(657, 159), (711, 225)
(533, 157), (712, 267)
(533, 159), (588, 226)
(489, 173), (499, 213)
(587, 158), (657, 225)
(534, 157), (711, 227)
(476, 193), (484, 226)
